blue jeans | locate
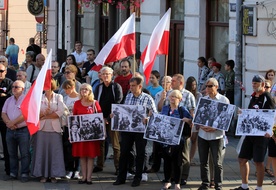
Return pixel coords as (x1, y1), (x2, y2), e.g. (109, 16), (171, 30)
(6, 127), (30, 176)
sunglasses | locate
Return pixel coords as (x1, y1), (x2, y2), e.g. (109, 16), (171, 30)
(12, 86), (23, 89)
(206, 85), (215, 88)
(0, 69), (6, 73)
(265, 86), (271, 89)
(64, 71), (72, 74)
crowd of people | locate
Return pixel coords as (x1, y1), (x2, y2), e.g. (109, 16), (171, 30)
(0, 39), (276, 190)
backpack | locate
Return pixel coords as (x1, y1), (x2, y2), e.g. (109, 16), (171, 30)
(29, 64), (36, 83)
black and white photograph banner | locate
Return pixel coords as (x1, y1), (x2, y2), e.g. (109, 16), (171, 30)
(68, 113), (105, 143)
(144, 113), (184, 145)
(236, 109), (275, 136)
(111, 104), (146, 133)
(193, 97), (235, 131)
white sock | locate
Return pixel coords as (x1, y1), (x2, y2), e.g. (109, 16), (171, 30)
(255, 186), (262, 190)
(241, 184), (248, 189)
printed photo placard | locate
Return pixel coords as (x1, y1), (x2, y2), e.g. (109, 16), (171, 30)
(236, 109), (275, 136)
(144, 113), (184, 145)
(193, 97), (235, 131)
(68, 113), (105, 143)
(111, 104), (146, 133)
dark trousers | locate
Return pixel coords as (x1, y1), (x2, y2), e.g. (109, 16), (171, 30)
(163, 144), (183, 184)
(181, 137), (190, 180)
(63, 127), (79, 171)
(150, 141), (162, 171)
(0, 121), (10, 175)
(226, 90), (234, 104)
(117, 132), (146, 181)
(198, 136), (224, 187)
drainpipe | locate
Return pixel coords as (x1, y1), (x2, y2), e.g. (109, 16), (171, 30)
(235, 0), (243, 108)
(4, 0), (9, 50)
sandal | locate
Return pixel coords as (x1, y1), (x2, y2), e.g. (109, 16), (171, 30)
(210, 180), (215, 188)
(265, 168), (275, 177)
(271, 180), (276, 185)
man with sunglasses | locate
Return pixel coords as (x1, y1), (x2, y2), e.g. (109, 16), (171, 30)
(2, 80), (30, 182)
(197, 78), (229, 190)
(0, 63), (13, 177)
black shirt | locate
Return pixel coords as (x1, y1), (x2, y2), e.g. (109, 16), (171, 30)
(99, 84), (115, 118)
(82, 61), (95, 76)
(248, 91), (275, 109)
(0, 78), (13, 119)
(26, 44), (41, 61)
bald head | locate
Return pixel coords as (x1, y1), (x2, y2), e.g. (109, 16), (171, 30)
(36, 54), (45, 68)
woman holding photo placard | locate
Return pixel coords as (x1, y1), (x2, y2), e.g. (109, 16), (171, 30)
(160, 90), (192, 190)
(72, 83), (102, 185)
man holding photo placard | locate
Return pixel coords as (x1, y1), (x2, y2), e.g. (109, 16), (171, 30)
(232, 75), (275, 190)
(197, 78), (229, 190)
(113, 77), (157, 187)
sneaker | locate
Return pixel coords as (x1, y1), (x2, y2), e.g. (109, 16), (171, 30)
(74, 171), (81, 179)
(127, 172), (134, 179)
(198, 185), (209, 190)
(66, 171), (73, 179)
(141, 173), (148, 182)
(230, 187), (249, 190)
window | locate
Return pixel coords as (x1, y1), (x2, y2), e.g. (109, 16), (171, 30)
(167, 0), (184, 75)
(207, 0), (229, 66)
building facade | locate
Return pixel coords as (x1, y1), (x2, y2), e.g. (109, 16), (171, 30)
(44, 0), (276, 108)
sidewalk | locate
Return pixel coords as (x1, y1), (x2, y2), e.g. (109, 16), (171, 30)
(0, 136), (275, 190)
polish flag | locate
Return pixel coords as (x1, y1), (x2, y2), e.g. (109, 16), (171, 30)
(141, 8), (171, 84)
(94, 13), (135, 65)
(20, 49), (52, 135)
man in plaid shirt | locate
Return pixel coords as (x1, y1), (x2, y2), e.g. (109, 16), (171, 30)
(113, 77), (157, 187)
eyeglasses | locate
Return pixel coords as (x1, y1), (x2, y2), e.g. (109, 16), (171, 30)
(0, 61), (5, 63)
(206, 85), (215, 88)
(101, 73), (112, 76)
(12, 86), (23, 89)
(265, 86), (271, 89)
(0, 69), (6, 73)
(80, 88), (89, 91)
(64, 71), (72, 74)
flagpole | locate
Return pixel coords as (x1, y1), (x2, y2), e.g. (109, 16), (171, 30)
(164, 54), (168, 90)
(132, 54), (136, 74)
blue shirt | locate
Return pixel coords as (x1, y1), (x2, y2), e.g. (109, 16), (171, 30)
(161, 105), (192, 120)
(5, 44), (19, 65)
(147, 85), (163, 98)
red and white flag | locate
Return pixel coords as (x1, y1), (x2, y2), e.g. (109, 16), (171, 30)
(141, 8), (171, 84)
(94, 13), (135, 65)
(20, 49), (52, 135)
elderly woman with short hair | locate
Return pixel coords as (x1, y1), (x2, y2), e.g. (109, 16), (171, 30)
(20, 51), (35, 71)
(160, 89), (192, 190)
